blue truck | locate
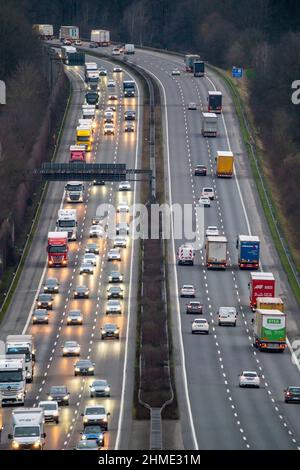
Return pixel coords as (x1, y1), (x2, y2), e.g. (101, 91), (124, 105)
(123, 80), (135, 97)
(193, 61), (205, 77)
(237, 235), (260, 269)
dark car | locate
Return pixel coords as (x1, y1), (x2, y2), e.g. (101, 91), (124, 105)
(81, 425), (104, 447)
(32, 309), (49, 324)
(89, 42), (98, 48)
(108, 271), (123, 283)
(36, 293), (53, 309)
(93, 179), (106, 186)
(99, 68), (107, 76)
(74, 359), (95, 376)
(75, 439), (99, 450)
(186, 301), (203, 314)
(48, 386), (70, 406)
(85, 91), (99, 107)
(107, 286), (123, 299)
(89, 379), (110, 398)
(85, 243), (100, 255)
(124, 123), (134, 133)
(101, 323), (119, 340)
(43, 277), (59, 294)
(284, 386), (300, 403)
(194, 165), (207, 176)
(124, 110), (136, 121)
(74, 285), (90, 299)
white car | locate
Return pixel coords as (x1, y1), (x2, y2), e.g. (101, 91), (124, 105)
(83, 253), (97, 266)
(116, 222), (129, 235)
(104, 123), (115, 135)
(239, 371), (260, 388)
(117, 202), (129, 213)
(218, 306), (237, 326)
(188, 102), (197, 110)
(201, 187), (215, 200)
(171, 69), (181, 76)
(106, 299), (122, 314)
(38, 401), (59, 424)
(82, 405), (110, 431)
(107, 80), (116, 88)
(112, 48), (121, 56)
(191, 318), (209, 334)
(180, 285), (196, 297)
(104, 111), (114, 122)
(118, 181), (131, 191)
(107, 248), (121, 261)
(105, 106), (116, 113)
(205, 226), (219, 236)
(89, 225), (103, 237)
(198, 196), (210, 207)
(113, 237), (127, 248)
(113, 66), (122, 73)
(62, 341), (81, 356)
(80, 262), (94, 275)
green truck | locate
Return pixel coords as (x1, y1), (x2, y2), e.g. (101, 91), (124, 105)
(253, 309), (286, 352)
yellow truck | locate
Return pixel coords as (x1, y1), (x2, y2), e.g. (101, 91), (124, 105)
(256, 297), (284, 312)
(216, 151), (234, 177)
(76, 125), (92, 151)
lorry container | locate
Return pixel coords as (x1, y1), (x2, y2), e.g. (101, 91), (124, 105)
(237, 235), (260, 269)
(90, 29), (110, 46)
(216, 151), (234, 177)
(67, 51), (85, 66)
(205, 236), (228, 269)
(6, 335), (35, 383)
(208, 91), (222, 113)
(61, 45), (76, 63)
(0, 356), (26, 406)
(184, 54), (200, 72)
(202, 113), (218, 137)
(70, 145), (86, 163)
(193, 61), (205, 77)
(249, 272), (275, 310)
(124, 44), (135, 54)
(123, 80), (136, 97)
(256, 297), (284, 312)
(82, 104), (96, 120)
(9, 408), (45, 450)
(177, 244), (195, 265)
(86, 71), (99, 90)
(76, 126), (92, 151)
(65, 181), (85, 203)
(57, 209), (78, 241)
(32, 24), (53, 40)
(84, 62), (98, 75)
(47, 232), (68, 267)
(253, 309), (286, 352)
(59, 26), (79, 42)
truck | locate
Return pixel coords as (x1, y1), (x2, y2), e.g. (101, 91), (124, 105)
(84, 62), (98, 75)
(124, 43), (135, 54)
(208, 91), (222, 113)
(32, 24), (53, 40)
(8, 408), (46, 450)
(90, 29), (110, 46)
(6, 335), (35, 383)
(256, 297), (284, 312)
(82, 104), (96, 120)
(202, 113), (218, 137)
(57, 209), (78, 241)
(61, 46), (85, 66)
(249, 272), (275, 310)
(184, 54), (200, 72)
(76, 125), (92, 151)
(193, 61), (205, 77)
(123, 80), (136, 98)
(65, 181), (85, 203)
(70, 145), (86, 163)
(216, 151), (234, 177)
(86, 71), (100, 91)
(177, 244), (195, 265)
(85, 91), (99, 107)
(47, 232), (68, 267)
(205, 236), (228, 269)
(59, 26), (79, 43)
(253, 309), (286, 352)
(0, 356), (26, 406)
(237, 235), (260, 269)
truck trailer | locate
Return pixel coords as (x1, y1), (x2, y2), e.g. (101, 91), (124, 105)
(249, 272), (275, 310)
(208, 91), (222, 113)
(57, 209), (78, 241)
(47, 232), (68, 267)
(216, 151), (234, 177)
(205, 236), (228, 269)
(59, 26), (79, 42)
(193, 61), (205, 77)
(6, 335), (35, 383)
(256, 297), (284, 312)
(90, 29), (110, 46)
(202, 113), (218, 137)
(32, 24), (53, 40)
(237, 235), (260, 269)
(253, 309), (286, 352)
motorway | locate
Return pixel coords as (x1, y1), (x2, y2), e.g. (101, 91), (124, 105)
(0, 53), (142, 450)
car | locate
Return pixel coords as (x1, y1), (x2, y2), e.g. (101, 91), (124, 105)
(75, 439), (99, 450)
(171, 69), (181, 76)
(188, 102), (197, 110)
(74, 39), (82, 46)
(108, 271), (123, 283)
(284, 386), (300, 403)
(186, 301), (203, 314)
(99, 68), (107, 76)
(43, 277), (59, 293)
(32, 309), (49, 324)
(194, 165), (207, 176)
(124, 110), (136, 120)
(80, 262), (94, 275)
(101, 323), (120, 340)
(112, 48), (121, 56)
(74, 285), (89, 299)
(198, 196), (210, 207)
(205, 226), (219, 236)
(191, 318), (209, 334)
(124, 123), (134, 132)
(62, 341), (81, 357)
(74, 359), (95, 376)
(106, 299), (122, 314)
(201, 187), (215, 200)
(36, 293), (53, 309)
(63, 39), (72, 46)
(89, 225), (103, 237)
(104, 115), (114, 124)
(67, 310), (83, 325)
(107, 286), (123, 299)
(104, 123), (115, 135)
(105, 105), (116, 112)
(116, 223), (129, 235)
(89, 42), (98, 48)
(85, 243), (100, 255)
(90, 379), (111, 398)
(180, 285), (196, 297)
(82, 405), (110, 431)
(81, 425), (104, 447)
(107, 80), (116, 88)
(113, 237), (127, 248)
(108, 248), (121, 261)
(38, 401), (59, 423)
(239, 371), (260, 388)
(108, 94), (118, 101)
(92, 215), (103, 225)
(118, 181), (131, 191)
(83, 253), (98, 266)
(117, 202), (129, 213)
(93, 179), (106, 186)
(48, 385), (70, 406)
(218, 306), (237, 326)
(113, 66), (122, 72)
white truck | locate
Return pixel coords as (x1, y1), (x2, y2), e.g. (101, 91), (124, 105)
(65, 181), (85, 203)
(202, 112), (218, 137)
(6, 335), (35, 383)
(59, 25), (79, 42)
(57, 209), (78, 241)
(124, 43), (135, 54)
(60, 45), (77, 63)
(32, 24), (54, 40)
(8, 408), (46, 450)
(205, 236), (228, 269)
(177, 244), (195, 265)
(0, 356), (26, 406)
(91, 29), (110, 46)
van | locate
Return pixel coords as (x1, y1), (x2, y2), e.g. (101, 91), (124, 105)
(218, 307), (237, 326)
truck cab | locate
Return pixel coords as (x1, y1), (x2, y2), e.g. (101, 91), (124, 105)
(65, 181), (84, 203)
(69, 145), (86, 163)
(123, 80), (136, 98)
(6, 335), (35, 383)
(0, 356), (26, 406)
(47, 231), (68, 267)
(57, 209), (78, 241)
(9, 408), (46, 450)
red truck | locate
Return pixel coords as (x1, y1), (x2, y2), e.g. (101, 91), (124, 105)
(70, 145), (86, 162)
(47, 232), (68, 267)
(249, 272), (275, 310)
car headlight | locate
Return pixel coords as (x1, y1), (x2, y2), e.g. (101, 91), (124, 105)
(64, 395), (69, 400)
(63, 348), (67, 353)
(82, 434), (87, 440)
(17, 392), (23, 399)
(33, 317), (37, 321)
(48, 396), (53, 400)
(33, 441), (41, 448)
(44, 287), (48, 291)
(85, 291), (89, 295)
(90, 387), (95, 392)
(12, 441), (19, 449)
(105, 387), (110, 392)
(84, 417), (88, 423)
(53, 411), (59, 416)
(103, 417), (107, 422)
(88, 367), (94, 371)
(75, 368), (80, 372)
(26, 371), (31, 378)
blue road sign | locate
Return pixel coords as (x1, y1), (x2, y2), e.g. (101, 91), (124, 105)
(232, 67), (243, 78)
